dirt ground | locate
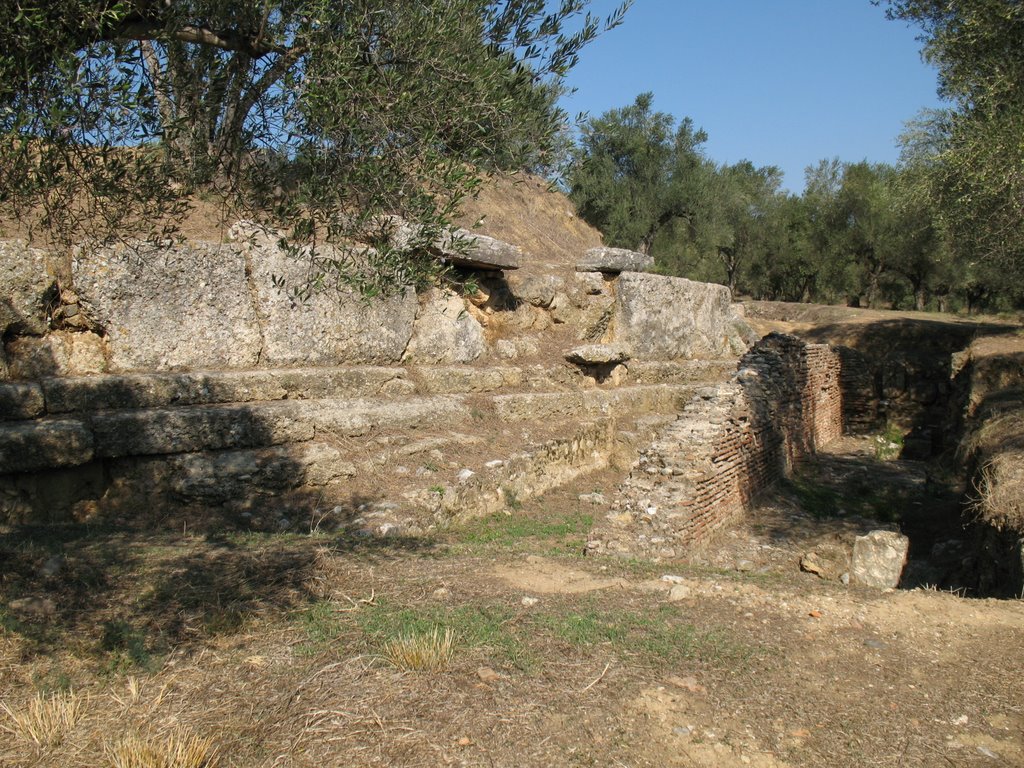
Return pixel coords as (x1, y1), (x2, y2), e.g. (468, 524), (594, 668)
(2, 448), (1023, 768)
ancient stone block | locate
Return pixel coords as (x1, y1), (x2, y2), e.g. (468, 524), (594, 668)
(0, 382), (45, 420)
(576, 247), (654, 274)
(612, 273), (750, 360)
(73, 240), (263, 371)
(404, 289), (485, 364)
(0, 418), (94, 473)
(0, 240), (56, 337)
(565, 344), (630, 365)
(851, 530), (909, 589)
(235, 225), (419, 366)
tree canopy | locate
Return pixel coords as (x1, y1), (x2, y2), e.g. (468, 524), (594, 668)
(566, 92), (711, 254)
(882, 0), (1024, 277)
(0, 0), (628, 293)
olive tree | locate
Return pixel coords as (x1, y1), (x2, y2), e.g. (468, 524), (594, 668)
(0, 0), (629, 293)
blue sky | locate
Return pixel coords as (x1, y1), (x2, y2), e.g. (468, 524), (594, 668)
(559, 1), (947, 192)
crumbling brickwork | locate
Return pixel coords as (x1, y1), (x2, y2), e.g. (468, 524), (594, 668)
(589, 333), (844, 557)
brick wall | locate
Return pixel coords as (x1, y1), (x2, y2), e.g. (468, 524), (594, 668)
(588, 333), (844, 557)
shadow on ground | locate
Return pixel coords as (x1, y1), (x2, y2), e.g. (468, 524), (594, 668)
(0, 511), (437, 664)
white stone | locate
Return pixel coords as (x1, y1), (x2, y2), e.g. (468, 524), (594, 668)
(851, 530), (910, 589)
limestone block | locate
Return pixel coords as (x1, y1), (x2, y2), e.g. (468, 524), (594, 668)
(0, 418), (93, 473)
(851, 530), (909, 589)
(404, 289), (485, 364)
(508, 273), (562, 307)
(0, 382), (45, 420)
(73, 241), (263, 371)
(445, 229), (521, 271)
(90, 401), (314, 458)
(612, 272), (747, 360)
(0, 240), (55, 336)
(235, 226), (419, 366)
(576, 247), (654, 274)
(5, 335), (70, 379)
(169, 443), (356, 503)
(565, 344), (630, 365)
(382, 216), (520, 270)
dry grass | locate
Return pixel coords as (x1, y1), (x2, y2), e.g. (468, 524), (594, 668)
(969, 453), (1024, 531)
(382, 626), (456, 672)
(0, 690), (86, 748)
(105, 728), (221, 768)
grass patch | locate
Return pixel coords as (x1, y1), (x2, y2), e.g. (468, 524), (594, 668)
(359, 600), (532, 670)
(785, 472), (903, 523)
(105, 727), (220, 768)
(453, 509), (593, 553)
(295, 600), (347, 657)
(532, 603), (754, 668)
(98, 620), (159, 675)
(785, 475), (844, 519)
(382, 627), (456, 672)
(873, 423), (905, 460)
(1, 690), (86, 749)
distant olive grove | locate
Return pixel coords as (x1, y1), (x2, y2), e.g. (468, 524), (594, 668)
(566, 1), (1023, 314)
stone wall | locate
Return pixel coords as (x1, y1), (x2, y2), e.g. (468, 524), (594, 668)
(588, 334), (843, 557)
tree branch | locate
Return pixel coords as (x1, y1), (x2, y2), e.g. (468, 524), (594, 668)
(116, 20), (288, 59)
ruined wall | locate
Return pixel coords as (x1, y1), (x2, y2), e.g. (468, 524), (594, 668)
(588, 334), (843, 557)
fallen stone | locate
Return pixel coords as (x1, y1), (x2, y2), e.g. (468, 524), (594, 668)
(8, 596), (57, 619)
(441, 229), (521, 270)
(851, 530), (910, 589)
(799, 543), (850, 581)
(668, 584), (692, 601)
(477, 667), (502, 683)
(508, 273), (561, 307)
(565, 344), (630, 365)
(576, 247), (654, 274)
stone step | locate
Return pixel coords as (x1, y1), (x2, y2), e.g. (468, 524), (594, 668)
(0, 360), (735, 420)
(0, 383), (701, 474)
(1, 396), (682, 530)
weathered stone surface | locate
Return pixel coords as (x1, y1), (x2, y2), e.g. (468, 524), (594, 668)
(8, 330), (108, 379)
(90, 401), (314, 458)
(576, 247), (654, 274)
(312, 395), (467, 436)
(565, 344), (630, 365)
(409, 366), (524, 394)
(73, 241), (263, 371)
(0, 418), (93, 473)
(169, 443), (356, 503)
(800, 543), (850, 581)
(42, 366), (412, 413)
(444, 229), (521, 271)
(0, 382), (45, 420)
(507, 274), (562, 307)
(0, 240), (55, 337)
(383, 216), (520, 270)
(235, 225), (419, 366)
(404, 289), (485, 364)
(851, 530), (910, 589)
(612, 272), (751, 360)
